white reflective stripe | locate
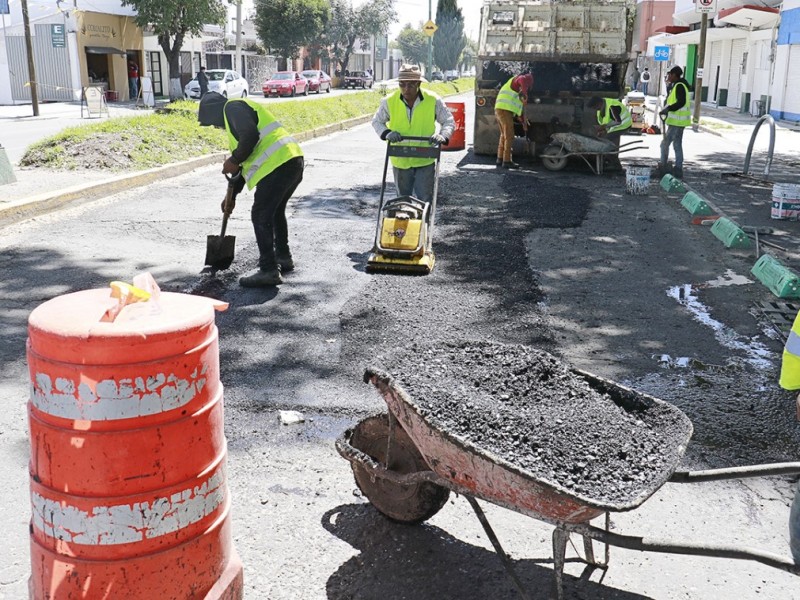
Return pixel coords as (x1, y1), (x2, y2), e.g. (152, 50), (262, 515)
(31, 470), (225, 545)
(30, 365), (208, 420)
(245, 137), (298, 181)
(786, 330), (800, 356)
(258, 121), (281, 140)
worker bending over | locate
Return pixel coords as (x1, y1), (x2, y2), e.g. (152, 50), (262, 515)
(494, 72), (533, 169)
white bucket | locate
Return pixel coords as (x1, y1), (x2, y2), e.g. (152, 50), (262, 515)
(626, 165), (651, 195)
(771, 183), (800, 220)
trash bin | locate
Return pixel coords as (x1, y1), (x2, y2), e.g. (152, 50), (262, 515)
(443, 102), (465, 151)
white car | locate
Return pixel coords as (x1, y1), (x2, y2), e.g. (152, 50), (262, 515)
(184, 69), (249, 100)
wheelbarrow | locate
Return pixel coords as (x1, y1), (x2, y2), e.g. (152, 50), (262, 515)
(336, 352), (800, 599)
(540, 132), (646, 175)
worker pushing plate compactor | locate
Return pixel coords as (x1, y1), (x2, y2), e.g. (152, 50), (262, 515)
(366, 136), (441, 275)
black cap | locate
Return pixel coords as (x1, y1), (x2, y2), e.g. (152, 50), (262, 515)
(198, 91), (226, 128)
(669, 66), (683, 77)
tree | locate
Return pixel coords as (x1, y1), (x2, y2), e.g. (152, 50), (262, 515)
(121, 0), (227, 101)
(432, 0), (465, 71)
(254, 0), (329, 62)
(323, 0), (396, 81)
(396, 23), (427, 67)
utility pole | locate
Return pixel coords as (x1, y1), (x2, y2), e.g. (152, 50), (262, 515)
(235, 0), (243, 75)
(427, 0), (433, 79)
(21, 0), (39, 116)
(692, 12), (708, 131)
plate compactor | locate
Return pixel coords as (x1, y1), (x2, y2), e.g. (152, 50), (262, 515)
(366, 136), (441, 275)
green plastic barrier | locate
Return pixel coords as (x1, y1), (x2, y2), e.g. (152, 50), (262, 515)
(680, 191), (714, 216)
(660, 174), (686, 194)
(751, 254), (800, 299)
(710, 217), (750, 248)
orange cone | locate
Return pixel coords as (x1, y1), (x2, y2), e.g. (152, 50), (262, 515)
(27, 288), (243, 599)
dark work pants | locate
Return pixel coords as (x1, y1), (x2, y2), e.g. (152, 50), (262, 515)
(251, 156), (304, 271)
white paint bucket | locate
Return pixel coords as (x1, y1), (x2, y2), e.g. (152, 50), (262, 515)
(626, 165), (651, 195)
(771, 183), (800, 220)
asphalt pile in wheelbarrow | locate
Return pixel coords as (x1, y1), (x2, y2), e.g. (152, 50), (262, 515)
(382, 341), (689, 506)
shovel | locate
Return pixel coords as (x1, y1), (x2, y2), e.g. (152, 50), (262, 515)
(204, 173), (241, 270)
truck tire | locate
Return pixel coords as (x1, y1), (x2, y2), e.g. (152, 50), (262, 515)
(541, 145), (568, 171)
(791, 481), (800, 564)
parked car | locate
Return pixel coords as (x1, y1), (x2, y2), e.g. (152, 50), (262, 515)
(431, 71), (444, 81)
(184, 69), (248, 99)
(344, 71), (373, 89)
(444, 70), (459, 82)
(301, 70), (332, 94)
(262, 71), (310, 97)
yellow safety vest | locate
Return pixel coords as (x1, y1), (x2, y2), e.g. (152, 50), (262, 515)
(495, 78), (524, 116)
(224, 98), (303, 190)
(666, 82), (691, 128)
(387, 90), (437, 169)
(781, 312), (800, 389)
(597, 98), (631, 133)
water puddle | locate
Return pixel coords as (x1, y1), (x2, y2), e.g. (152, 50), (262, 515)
(666, 275), (774, 370)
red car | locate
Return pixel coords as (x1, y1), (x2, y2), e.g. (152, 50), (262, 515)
(262, 71), (309, 97)
(301, 70), (332, 94)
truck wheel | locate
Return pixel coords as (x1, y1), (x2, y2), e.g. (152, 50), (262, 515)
(349, 413), (450, 525)
(791, 481), (800, 564)
(541, 145), (568, 171)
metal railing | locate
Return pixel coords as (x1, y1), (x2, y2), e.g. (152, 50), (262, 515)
(743, 114), (775, 177)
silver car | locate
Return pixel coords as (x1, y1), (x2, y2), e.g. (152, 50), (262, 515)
(184, 69), (249, 100)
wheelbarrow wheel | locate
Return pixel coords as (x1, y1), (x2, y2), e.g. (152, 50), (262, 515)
(350, 413), (450, 524)
(541, 145), (568, 171)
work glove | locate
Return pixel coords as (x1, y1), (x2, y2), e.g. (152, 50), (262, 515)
(386, 131), (404, 143)
(221, 192), (236, 215)
(659, 109), (668, 117)
(429, 133), (446, 146)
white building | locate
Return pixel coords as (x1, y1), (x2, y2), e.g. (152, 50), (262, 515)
(647, 0), (800, 121)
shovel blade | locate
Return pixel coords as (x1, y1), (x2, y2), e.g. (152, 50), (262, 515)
(205, 234), (236, 270)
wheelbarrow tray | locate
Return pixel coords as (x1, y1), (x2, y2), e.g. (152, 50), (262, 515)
(551, 133), (617, 154)
(364, 366), (693, 524)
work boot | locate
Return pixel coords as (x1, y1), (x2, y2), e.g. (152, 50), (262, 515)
(673, 166), (684, 179)
(239, 268), (282, 287)
(276, 253), (295, 273)
(495, 158), (503, 168)
(502, 161), (520, 169)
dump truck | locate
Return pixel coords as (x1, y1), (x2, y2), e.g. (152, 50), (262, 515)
(474, 0), (634, 157)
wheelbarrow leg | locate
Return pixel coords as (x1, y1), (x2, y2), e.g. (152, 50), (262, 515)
(581, 512), (610, 567)
(552, 527), (569, 600)
(464, 496), (533, 600)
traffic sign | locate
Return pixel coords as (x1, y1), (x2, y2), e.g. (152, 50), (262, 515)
(51, 24), (66, 48)
(423, 20), (438, 36)
(653, 46), (670, 62)
(696, 0), (716, 14)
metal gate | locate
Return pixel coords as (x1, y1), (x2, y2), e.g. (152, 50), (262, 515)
(706, 41), (723, 103)
(726, 38), (746, 109)
(5, 24), (73, 102)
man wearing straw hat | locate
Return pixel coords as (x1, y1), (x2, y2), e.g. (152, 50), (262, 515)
(372, 64), (455, 202)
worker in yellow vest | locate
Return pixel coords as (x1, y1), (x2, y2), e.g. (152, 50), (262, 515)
(780, 312), (800, 419)
(658, 66), (692, 180)
(587, 95), (631, 170)
(494, 73), (533, 169)
(199, 91), (304, 287)
(372, 64), (455, 202)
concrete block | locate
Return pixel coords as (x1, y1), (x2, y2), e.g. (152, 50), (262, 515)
(751, 254), (800, 299)
(710, 217), (751, 249)
(660, 174), (685, 194)
(680, 191), (714, 216)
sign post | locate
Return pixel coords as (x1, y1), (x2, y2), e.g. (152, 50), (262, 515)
(423, 17), (437, 79)
(692, 0), (715, 130)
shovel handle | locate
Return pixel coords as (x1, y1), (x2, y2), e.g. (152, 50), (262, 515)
(220, 210), (230, 237)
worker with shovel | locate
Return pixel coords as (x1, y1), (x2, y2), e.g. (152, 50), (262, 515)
(587, 95), (631, 171)
(199, 91), (304, 287)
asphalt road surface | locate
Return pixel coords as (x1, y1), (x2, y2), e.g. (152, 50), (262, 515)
(0, 98), (799, 599)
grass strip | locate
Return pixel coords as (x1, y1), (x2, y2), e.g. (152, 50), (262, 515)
(20, 78), (474, 171)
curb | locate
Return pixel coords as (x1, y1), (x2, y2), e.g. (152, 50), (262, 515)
(0, 113), (375, 226)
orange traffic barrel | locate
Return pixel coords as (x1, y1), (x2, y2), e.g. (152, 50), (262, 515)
(444, 101), (466, 151)
(27, 288), (243, 599)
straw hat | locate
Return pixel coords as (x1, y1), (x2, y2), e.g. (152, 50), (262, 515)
(397, 64), (427, 83)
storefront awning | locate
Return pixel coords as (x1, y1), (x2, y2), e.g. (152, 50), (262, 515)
(85, 46), (127, 56)
(716, 6), (779, 29)
(650, 27), (748, 48)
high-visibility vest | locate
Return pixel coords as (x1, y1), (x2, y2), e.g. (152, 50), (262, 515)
(597, 98), (632, 133)
(495, 78), (524, 116)
(781, 312), (800, 389)
(386, 90), (437, 169)
(224, 98), (303, 190)
(666, 82), (691, 128)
